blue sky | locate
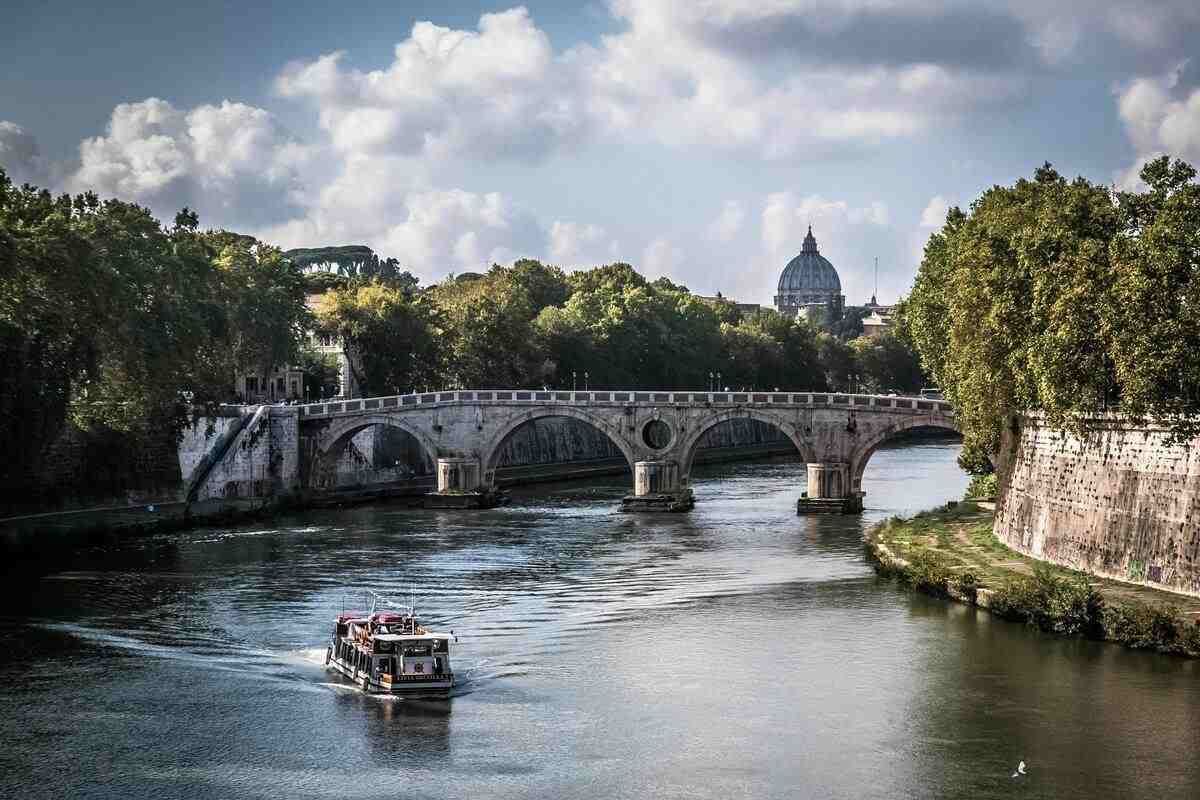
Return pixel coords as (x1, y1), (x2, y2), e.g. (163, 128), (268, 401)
(3, 1), (1200, 307)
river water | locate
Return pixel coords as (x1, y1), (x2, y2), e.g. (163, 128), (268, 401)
(2, 440), (1198, 799)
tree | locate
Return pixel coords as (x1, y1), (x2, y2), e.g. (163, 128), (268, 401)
(430, 269), (544, 388)
(204, 231), (312, 389)
(1107, 157), (1200, 437)
(315, 281), (443, 396)
(849, 333), (925, 394)
(509, 259), (569, 312)
(901, 161), (1173, 471)
(297, 347), (342, 400)
(816, 333), (856, 392)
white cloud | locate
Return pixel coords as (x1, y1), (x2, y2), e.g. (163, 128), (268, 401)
(1115, 66), (1200, 188)
(762, 192), (889, 254)
(642, 237), (684, 279)
(277, 8), (587, 163)
(549, 220), (611, 266)
(709, 200), (745, 242)
(919, 195), (951, 227)
(378, 188), (544, 274)
(68, 98), (310, 228)
(0, 121), (49, 186)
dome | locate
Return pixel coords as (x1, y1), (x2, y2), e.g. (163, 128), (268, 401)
(777, 227), (841, 293)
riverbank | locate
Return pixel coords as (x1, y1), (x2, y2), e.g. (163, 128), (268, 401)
(866, 501), (1200, 658)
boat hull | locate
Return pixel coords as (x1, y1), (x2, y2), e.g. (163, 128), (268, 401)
(327, 653), (454, 698)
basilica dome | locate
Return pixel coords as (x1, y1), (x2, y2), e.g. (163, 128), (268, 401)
(773, 226), (845, 321)
(777, 227), (841, 294)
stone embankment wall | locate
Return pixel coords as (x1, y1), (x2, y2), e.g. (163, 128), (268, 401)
(184, 406), (300, 503)
(8, 410), (245, 516)
(994, 416), (1200, 598)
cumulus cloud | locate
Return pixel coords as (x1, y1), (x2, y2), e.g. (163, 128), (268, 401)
(277, 8), (586, 162)
(379, 188), (544, 271)
(1115, 65), (1200, 188)
(0, 121), (50, 186)
(709, 200), (745, 242)
(68, 98), (310, 228)
(919, 195), (951, 227)
(642, 237), (684, 280)
(761, 192), (889, 254)
(549, 220), (613, 266)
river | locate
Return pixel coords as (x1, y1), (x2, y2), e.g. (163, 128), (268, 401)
(1, 439), (1198, 799)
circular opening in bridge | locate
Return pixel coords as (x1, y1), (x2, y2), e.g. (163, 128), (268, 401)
(642, 419), (673, 450)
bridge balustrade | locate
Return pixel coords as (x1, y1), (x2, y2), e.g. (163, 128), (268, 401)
(296, 390), (952, 420)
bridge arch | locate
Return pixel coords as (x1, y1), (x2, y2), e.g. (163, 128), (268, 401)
(480, 406), (638, 482)
(313, 413), (441, 489)
(847, 415), (961, 494)
(676, 409), (816, 484)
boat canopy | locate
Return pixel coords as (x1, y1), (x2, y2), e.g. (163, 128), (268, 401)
(373, 633), (450, 642)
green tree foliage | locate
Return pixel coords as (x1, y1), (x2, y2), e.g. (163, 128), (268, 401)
(429, 265), (546, 387)
(296, 348), (342, 400)
(903, 156), (1200, 469)
(816, 333), (856, 391)
(849, 332), (924, 394)
(717, 310), (824, 391)
(1107, 158), (1200, 437)
(204, 231), (312, 390)
(315, 281), (443, 396)
(0, 171), (314, 503)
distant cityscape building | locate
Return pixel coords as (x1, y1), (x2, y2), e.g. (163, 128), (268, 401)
(698, 292), (761, 317)
(861, 257), (895, 337)
(773, 226), (845, 324)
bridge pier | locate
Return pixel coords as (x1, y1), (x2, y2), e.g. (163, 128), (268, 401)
(797, 462), (863, 514)
(620, 460), (695, 512)
(424, 457), (506, 509)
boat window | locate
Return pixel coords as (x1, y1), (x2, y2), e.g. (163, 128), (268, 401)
(432, 639), (449, 653)
(402, 645), (431, 656)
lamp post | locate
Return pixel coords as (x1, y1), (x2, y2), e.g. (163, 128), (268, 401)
(717, 371), (723, 392)
(708, 371), (714, 392)
(584, 371), (589, 391)
(572, 371), (577, 392)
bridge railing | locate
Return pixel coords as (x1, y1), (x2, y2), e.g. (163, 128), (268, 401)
(296, 390), (954, 420)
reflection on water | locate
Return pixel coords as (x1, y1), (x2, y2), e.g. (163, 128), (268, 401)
(1, 440), (1198, 799)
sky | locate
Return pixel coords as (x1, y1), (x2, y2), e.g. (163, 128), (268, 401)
(4, 0), (1200, 308)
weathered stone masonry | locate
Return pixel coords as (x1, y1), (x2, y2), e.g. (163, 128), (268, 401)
(995, 416), (1200, 598)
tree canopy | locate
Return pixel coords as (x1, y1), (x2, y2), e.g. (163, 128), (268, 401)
(0, 170), (312, 498)
(901, 156), (1200, 470)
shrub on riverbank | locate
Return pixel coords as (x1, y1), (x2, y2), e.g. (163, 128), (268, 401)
(964, 473), (997, 499)
(868, 504), (1200, 658)
(988, 566), (1105, 639)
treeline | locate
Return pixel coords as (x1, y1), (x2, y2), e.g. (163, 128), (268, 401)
(901, 156), (1200, 471)
(0, 170), (310, 491)
(0, 165), (924, 497)
(313, 261), (924, 398)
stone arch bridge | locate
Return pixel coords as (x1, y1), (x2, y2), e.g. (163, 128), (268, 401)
(296, 389), (958, 512)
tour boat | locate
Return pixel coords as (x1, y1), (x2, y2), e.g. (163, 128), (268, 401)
(325, 599), (454, 697)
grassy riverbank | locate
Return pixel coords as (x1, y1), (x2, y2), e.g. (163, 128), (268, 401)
(866, 501), (1200, 658)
